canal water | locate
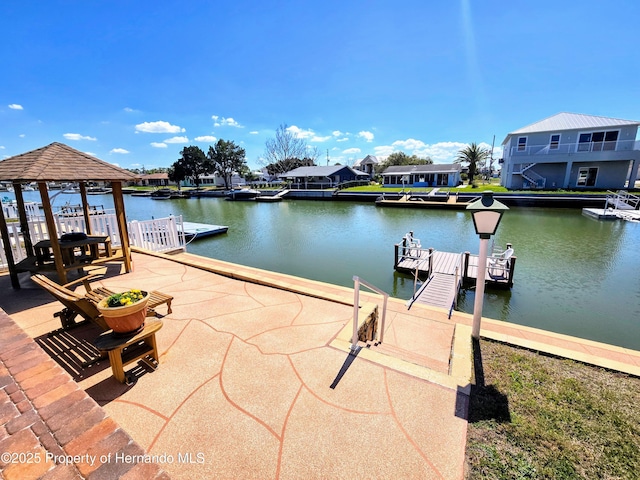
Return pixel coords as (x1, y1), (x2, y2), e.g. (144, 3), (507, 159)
(11, 192), (640, 350)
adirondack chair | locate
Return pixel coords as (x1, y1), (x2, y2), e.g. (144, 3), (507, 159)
(31, 274), (173, 330)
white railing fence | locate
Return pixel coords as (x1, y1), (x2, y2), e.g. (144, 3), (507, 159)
(0, 213), (186, 270)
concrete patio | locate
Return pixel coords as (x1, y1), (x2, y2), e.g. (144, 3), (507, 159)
(2, 249), (639, 479)
(1, 251), (473, 479)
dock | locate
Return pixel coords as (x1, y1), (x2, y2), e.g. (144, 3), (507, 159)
(582, 190), (640, 222)
(375, 191), (477, 209)
(179, 222), (228, 240)
(394, 233), (516, 315)
(255, 189), (289, 202)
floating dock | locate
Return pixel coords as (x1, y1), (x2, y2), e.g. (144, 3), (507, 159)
(582, 191), (640, 222)
(375, 191), (477, 209)
(394, 234), (516, 315)
(179, 222), (228, 240)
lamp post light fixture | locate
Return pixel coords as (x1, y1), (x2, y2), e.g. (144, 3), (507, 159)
(466, 191), (509, 339)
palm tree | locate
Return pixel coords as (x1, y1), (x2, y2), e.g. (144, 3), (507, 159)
(455, 143), (490, 185)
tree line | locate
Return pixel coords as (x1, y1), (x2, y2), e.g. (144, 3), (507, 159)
(137, 123), (492, 188)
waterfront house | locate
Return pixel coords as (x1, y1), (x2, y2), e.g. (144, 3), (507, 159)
(280, 165), (369, 188)
(381, 164), (462, 187)
(353, 155), (379, 177)
(500, 112), (640, 190)
(138, 172), (171, 187)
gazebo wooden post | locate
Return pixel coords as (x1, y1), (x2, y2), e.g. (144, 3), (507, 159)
(111, 182), (132, 273)
(12, 183), (34, 257)
(38, 182), (67, 284)
(78, 181), (93, 234)
(0, 202), (19, 289)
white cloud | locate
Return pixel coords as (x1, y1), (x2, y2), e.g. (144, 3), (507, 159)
(358, 131), (374, 142)
(19, 134), (25, 138)
(311, 135), (332, 142)
(194, 135), (216, 142)
(374, 139), (484, 163)
(8, 104), (23, 110)
(332, 130), (343, 137)
(135, 121), (185, 133)
(212, 115), (243, 128)
(0, 146), (5, 149)
(343, 147), (361, 154)
(63, 133), (97, 141)
(85, 152), (97, 157)
(150, 142), (167, 148)
(124, 107), (134, 113)
(286, 125), (315, 139)
(336, 137), (349, 142)
(110, 148), (130, 154)
(373, 145), (395, 157)
(164, 136), (189, 144)
(249, 131), (259, 135)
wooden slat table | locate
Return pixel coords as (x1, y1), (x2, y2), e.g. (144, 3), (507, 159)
(93, 319), (163, 383)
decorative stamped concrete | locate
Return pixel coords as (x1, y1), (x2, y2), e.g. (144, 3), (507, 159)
(3, 249), (638, 479)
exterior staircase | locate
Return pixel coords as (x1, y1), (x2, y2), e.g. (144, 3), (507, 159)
(519, 163), (546, 189)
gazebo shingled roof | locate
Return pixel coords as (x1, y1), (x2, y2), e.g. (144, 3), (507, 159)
(0, 142), (138, 288)
(0, 142), (139, 182)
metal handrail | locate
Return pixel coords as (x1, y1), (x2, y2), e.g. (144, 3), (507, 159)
(449, 252), (465, 318)
(351, 276), (389, 350)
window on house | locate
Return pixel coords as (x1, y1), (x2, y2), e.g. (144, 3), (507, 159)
(517, 137), (527, 151)
(550, 134), (560, 150)
(577, 131), (619, 152)
(577, 167), (598, 187)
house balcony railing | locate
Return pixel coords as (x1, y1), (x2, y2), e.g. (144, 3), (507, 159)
(510, 139), (639, 156)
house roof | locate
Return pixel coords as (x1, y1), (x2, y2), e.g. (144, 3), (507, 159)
(0, 142), (140, 182)
(140, 172), (169, 180)
(503, 112), (640, 144)
(382, 164), (461, 175)
(353, 155), (378, 167)
(281, 165), (369, 178)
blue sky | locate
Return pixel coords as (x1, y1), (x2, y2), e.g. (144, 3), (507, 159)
(1, 0), (639, 171)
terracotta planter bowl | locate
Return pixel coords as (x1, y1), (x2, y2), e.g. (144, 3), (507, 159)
(97, 291), (150, 334)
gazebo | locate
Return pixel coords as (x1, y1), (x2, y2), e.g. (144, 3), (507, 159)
(0, 142), (139, 288)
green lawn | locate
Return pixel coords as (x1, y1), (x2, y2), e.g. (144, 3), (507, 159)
(466, 339), (640, 479)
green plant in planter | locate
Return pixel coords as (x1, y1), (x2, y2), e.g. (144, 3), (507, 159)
(105, 289), (146, 307)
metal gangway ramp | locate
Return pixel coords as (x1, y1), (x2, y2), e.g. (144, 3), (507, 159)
(406, 251), (464, 317)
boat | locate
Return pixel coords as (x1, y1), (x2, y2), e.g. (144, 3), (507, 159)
(169, 191), (191, 199)
(150, 188), (172, 200)
(225, 188), (261, 201)
(87, 187), (112, 194)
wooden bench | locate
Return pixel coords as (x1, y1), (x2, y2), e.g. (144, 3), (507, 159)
(93, 319), (163, 383)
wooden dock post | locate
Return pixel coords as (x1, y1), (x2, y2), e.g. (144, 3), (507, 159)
(463, 251), (470, 283)
(507, 256), (516, 288)
(394, 244), (399, 268)
(428, 247), (434, 275)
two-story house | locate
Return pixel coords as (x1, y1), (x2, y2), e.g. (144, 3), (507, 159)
(353, 155), (379, 177)
(500, 112), (640, 190)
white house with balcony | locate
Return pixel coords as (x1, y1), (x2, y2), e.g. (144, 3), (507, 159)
(500, 112), (640, 190)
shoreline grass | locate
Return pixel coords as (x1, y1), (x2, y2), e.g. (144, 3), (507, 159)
(465, 339), (640, 479)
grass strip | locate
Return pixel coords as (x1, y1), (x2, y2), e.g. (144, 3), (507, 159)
(465, 339), (640, 479)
